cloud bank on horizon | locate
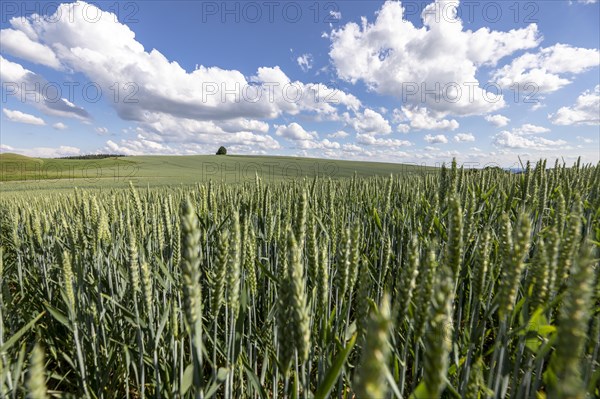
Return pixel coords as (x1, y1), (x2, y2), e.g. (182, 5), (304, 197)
(0, 0), (598, 165)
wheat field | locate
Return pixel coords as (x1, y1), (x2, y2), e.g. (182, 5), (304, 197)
(0, 159), (598, 398)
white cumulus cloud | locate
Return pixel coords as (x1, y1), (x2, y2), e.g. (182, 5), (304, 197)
(345, 108), (392, 134)
(0, 28), (61, 69)
(493, 44), (599, 93)
(0, 56), (90, 120)
(329, 10), (342, 20)
(485, 114), (510, 127)
(0, 143), (81, 158)
(512, 124), (550, 135)
(329, 0), (540, 117)
(356, 134), (411, 147)
(297, 54), (314, 72)
(53, 122), (68, 130)
(424, 134), (449, 144)
(398, 107), (459, 131)
(3, 108), (46, 125)
(549, 85), (600, 126)
(275, 122), (318, 141)
(454, 133), (475, 142)
(493, 131), (566, 150)
(328, 130), (349, 138)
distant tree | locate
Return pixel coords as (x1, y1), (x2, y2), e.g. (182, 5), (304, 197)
(216, 146), (227, 155)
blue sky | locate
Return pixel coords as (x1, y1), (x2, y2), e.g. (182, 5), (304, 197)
(1, 0), (598, 166)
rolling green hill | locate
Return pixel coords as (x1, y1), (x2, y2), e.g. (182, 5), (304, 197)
(0, 153), (435, 191)
(0, 153), (135, 181)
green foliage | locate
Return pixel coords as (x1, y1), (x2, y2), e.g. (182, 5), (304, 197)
(216, 146), (227, 155)
(0, 159), (598, 398)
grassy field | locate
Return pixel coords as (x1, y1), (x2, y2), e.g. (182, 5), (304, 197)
(1, 157), (598, 398)
(0, 153), (435, 192)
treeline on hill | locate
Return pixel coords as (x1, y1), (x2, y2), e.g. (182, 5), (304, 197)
(55, 154), (126, 160)
(0, 159), (598, 398)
